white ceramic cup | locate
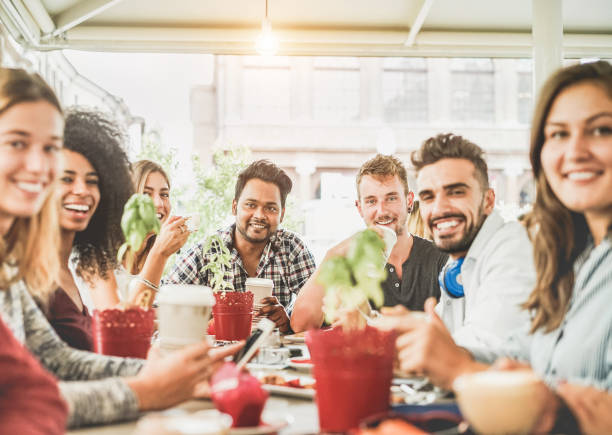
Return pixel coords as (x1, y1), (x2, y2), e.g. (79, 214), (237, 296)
(376, 225), (397, 260)
(246, 277), (274, 307)
(453, 370), (545, 435)
(156, 284), (215, 352)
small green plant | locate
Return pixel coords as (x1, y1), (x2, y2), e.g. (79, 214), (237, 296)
(117, 194), (161, 270)
(200, 234), (234, 293)
(317, 229), (387, 323)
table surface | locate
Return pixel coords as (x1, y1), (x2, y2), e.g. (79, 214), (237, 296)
(68, 395), (319, 435)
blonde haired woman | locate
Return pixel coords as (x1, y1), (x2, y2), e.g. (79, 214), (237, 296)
(127, 159), (190, 307)
(0, 68), (241, 428)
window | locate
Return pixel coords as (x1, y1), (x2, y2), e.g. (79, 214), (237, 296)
(313, 57), (360, 122)
(382, 58), (427, 123)
(242, 58), (290, 122)
(450, 58), (494, 123)
(517, 59), (533, 124)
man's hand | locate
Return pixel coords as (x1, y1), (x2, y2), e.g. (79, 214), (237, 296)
(258, 296), (291, 334)
(127, 340), (243, 411)
(378, 298), (482, 389)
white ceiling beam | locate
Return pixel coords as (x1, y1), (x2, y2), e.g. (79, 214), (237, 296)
(404, 0), (435, 47)
(52, 0), (124, 36)
(22, 0), (55, 34)
(37, 27), (610, 59)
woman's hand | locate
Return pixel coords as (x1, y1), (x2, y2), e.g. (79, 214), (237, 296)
(558, 383), (612, 435)
(150, 216), (190, 259)
(126, 340), (243, 411)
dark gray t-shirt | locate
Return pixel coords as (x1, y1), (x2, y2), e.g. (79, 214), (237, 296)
(382, 235), (448, 311)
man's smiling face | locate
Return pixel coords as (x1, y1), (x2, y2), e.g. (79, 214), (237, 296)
(356, 174), (413, 236)
(417, 158), (494, 258)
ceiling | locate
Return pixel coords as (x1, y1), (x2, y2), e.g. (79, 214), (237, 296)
(1, 0), (611, 57)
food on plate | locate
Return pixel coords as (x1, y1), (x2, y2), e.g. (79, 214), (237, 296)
(360, 419), (427, 435)
(260, 374), (315, 389)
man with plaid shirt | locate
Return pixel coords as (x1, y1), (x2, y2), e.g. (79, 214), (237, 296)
(165, 160), (316, 334)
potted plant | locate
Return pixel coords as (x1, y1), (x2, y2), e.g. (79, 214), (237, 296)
(92, 194), (159, 358)
(307, 229), (396, 433)
(204, 234), (253, 341)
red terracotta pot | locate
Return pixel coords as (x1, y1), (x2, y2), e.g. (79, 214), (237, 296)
(212, 291), (254, 341)
(92, 308), (155, 358)
(306, 326), (396, 433)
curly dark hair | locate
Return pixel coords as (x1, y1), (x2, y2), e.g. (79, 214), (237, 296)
(64, 108), (134, 281)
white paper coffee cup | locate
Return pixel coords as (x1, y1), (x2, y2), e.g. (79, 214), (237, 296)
(185, 213), (201, 232)
(246, 277), (274, 306)
(376, 225), (397, 260)
(157, 284), (215, 349)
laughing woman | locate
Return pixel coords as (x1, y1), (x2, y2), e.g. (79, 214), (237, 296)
(60, 109), (134, 313)
(125, 160), (189, 307)
(0, 69), (240, 428)
(44, 109), (134, 350)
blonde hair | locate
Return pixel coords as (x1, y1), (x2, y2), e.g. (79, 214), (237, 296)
(1, 184), (61, 301)
(0, 68), (62, 301)
(406, 200), (431, 240)
(132, 160), (170, 194)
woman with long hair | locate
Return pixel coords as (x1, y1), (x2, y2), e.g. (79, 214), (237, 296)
(388, 61), (612, 433)
(125, 159), (189, 307)
(0, 66), (68, 434)
(43, 109), (134, 351)
(0, 69), (240, 429)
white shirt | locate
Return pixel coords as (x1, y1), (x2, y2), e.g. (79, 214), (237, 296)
(435, 211), (535, 349)
(68, 251), (133, 311)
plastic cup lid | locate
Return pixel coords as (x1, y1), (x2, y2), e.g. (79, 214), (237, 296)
(157, 284), (215, 306)
(245, 277), (274, 288)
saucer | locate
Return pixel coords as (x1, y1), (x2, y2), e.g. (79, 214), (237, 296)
(229, 412), (293, 434)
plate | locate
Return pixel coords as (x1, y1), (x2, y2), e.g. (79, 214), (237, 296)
(258, 372), (315, 399)
(287, 358), (313, 372)
(229, 412), (293, 435)
(282, 333), (305, 344)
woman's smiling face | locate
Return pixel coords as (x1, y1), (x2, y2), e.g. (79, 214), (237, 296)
(0, 101), (63, 233)
(541, 81), (612, 221)
(58, 150), (101, 232)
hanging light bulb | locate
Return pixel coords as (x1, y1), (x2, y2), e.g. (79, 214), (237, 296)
(255, 0), (278, 56)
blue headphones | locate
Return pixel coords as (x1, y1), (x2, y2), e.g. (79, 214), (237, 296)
(438, 257), (465, 298)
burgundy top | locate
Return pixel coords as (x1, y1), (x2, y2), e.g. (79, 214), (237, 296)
(0, 316), (68, 434)
(47, 287), (94, 351)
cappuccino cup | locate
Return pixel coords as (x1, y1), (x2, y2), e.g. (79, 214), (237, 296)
(157, 284), (215, 352)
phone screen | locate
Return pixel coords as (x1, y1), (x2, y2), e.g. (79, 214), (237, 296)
(232, 328), (265, 363)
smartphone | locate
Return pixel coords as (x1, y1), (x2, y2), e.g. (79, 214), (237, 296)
(232, 318), (275, 368)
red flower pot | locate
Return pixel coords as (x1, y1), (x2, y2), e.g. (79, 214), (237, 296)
(92, 308), (155, 358)
(212, 292), (254, 341)
(306, 326), (396, 433)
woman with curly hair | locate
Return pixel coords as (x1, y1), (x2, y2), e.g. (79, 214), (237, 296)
(125, 160), (190, 307)
(60, 109), (134, 312)
(0, 85), (242, 429)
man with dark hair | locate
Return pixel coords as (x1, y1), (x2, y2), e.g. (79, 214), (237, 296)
(166, 160), (316, 333)
(383, 133), (535, 382)
(291, 154), (448, 332)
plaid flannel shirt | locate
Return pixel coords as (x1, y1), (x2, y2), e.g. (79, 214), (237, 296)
(164, 224), (316, 308)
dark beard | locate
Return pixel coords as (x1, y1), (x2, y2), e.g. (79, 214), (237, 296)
(434, 205), (488, 254)
(236, 222), (271, 244)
